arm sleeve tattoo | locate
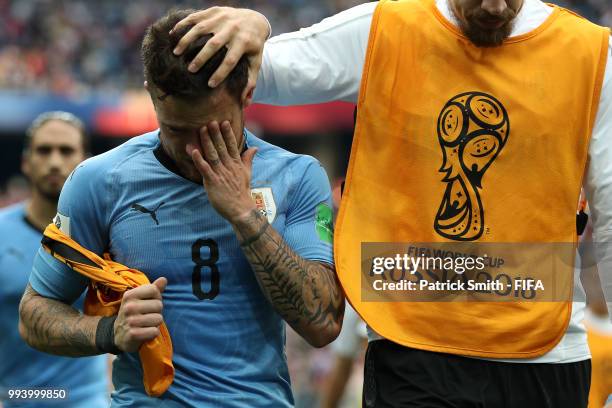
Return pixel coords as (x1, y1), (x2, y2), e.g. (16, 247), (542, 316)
(234, 209), (344, 344)
(19, 284), (103, 357)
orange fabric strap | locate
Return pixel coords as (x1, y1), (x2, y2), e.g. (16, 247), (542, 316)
(42, 223), (174, 397)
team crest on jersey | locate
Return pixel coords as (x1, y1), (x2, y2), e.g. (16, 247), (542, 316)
(251, 187), (276, 223)
(53, 212), (71, 236)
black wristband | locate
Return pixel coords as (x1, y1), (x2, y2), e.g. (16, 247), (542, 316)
(95, 316), (122, 355)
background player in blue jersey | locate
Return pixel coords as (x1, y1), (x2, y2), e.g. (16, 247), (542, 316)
(0, 112), (109, 407)
(18, 9), (344, 407)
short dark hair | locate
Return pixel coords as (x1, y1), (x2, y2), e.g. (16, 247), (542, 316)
(141, 9), (249, 103)
(24, 111), (90, 154)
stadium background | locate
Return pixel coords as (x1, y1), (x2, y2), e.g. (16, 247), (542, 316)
(0, 0), (610, 406)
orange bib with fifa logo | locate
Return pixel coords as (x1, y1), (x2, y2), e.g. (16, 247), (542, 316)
(335, 0), (610, 358)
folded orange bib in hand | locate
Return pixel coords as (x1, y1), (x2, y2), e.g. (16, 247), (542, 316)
(41, 223), (174, 397)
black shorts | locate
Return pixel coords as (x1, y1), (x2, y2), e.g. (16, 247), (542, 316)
(363, 340), (591, 408)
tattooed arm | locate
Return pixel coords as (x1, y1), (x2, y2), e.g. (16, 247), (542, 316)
(234, 209), (344, 347)
(187, 120), (344, 347)
(20, 278), (167, 355)
(18, 284), (101, 356)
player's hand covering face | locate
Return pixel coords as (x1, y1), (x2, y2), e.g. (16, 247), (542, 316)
(187, 120), (258, 223)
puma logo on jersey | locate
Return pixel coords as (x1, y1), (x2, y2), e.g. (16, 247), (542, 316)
(131, 202), (165, 225)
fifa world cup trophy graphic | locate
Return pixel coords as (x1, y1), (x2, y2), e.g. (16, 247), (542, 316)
(434, 92), (509, 241)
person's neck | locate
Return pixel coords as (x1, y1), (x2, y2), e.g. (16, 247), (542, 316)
(25, 190), (58, 232)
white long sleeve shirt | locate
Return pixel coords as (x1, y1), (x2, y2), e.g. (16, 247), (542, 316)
(255, 0), (612, 363)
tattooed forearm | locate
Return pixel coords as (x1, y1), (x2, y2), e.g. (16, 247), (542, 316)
(233, 210), (344, 347)
(19, 284), (102, 356)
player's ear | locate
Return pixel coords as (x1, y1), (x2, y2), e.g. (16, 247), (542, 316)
(242, 87), (254, 109)
(144, 80), (149, 91)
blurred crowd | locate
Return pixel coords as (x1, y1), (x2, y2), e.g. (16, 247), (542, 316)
(555, 0), (612, 24)
(0, 0), (610, 96)
(0, 0), (363, 95)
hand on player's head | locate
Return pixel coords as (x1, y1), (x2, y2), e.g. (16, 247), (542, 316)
(114, 277), (167, 353)
(171, 7), (269, 96)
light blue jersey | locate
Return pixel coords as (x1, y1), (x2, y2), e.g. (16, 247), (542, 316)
(29, 130), (334, 407)
(0, 203), (108, 408)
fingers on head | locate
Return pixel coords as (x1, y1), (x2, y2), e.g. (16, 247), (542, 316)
(188, 29), (228, 73)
